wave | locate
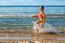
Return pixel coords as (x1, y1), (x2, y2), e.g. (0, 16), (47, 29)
(0, 14), (36, 18)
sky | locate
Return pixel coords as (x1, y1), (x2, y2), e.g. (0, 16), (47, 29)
(45, 0), (65, 6)
(0, 0), (65, 6)
(0, 0), (43, 6)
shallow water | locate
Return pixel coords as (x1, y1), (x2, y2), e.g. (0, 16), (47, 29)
(0, 17), (64, 27)
(0, 6), (64, 33)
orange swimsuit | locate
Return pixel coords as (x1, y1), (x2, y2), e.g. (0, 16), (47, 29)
(38, 13), (45, 24)
(32, 13), (45, 24)
(39, 14), (44, 18)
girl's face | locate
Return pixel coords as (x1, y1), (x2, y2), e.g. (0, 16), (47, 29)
(40, 7), (44, 11)
(39, 7), (43, 13)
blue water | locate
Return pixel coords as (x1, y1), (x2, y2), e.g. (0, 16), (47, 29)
(0, 17), (65, 27)
(0, 6), (64, 28)
(44, 7), (65, 14)
(0, 6), (65, 14)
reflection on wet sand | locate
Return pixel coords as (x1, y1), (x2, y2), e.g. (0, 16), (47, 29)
(0, 31), (64, 43)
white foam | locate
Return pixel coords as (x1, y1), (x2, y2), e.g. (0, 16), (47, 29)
(33, 21), (59, 33)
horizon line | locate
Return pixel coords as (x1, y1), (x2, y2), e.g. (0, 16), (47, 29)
(0, 5), (65, 7)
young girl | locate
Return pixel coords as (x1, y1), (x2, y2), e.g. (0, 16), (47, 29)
(32, 6), (45, 32)
(36, 6), (45, 28)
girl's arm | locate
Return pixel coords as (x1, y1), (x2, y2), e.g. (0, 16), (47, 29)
(32, 15), (38, 18)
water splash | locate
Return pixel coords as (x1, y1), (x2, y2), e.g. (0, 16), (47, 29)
(41, 23), (58, 33)
(33, 21), (59, 34)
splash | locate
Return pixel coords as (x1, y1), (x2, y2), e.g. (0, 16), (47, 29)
(33, 21), (59, 34)
(41, 23), (58, 33)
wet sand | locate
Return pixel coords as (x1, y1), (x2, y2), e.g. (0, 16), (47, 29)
(0, 31), (65, 43)
(32, 32), (65, 43)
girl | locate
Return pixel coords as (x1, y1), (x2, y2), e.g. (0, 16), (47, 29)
(32, 6), (45, 32)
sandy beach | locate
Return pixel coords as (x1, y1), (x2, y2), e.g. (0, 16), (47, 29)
(0, 31), (64, 43)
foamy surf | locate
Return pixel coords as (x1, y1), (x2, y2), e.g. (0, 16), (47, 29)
(33, 21), (59, 34)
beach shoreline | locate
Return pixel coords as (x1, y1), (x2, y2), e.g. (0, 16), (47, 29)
(0, 31), (64, 43)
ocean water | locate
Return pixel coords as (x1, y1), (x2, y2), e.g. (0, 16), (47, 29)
(0, 6), (65, 29)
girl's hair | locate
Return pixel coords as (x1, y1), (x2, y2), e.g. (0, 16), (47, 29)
(41, 6), (44, 10)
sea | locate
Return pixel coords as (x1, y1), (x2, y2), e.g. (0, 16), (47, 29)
(0, 6), (65, 30)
